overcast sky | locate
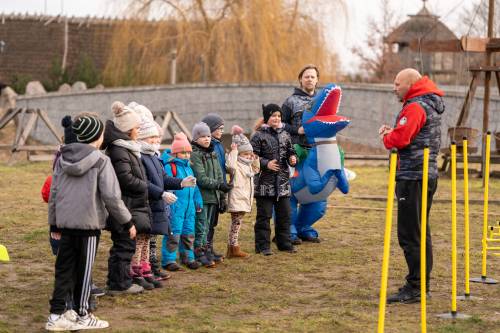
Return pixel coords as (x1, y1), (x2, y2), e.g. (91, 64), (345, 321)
(1, 0), (470, 73)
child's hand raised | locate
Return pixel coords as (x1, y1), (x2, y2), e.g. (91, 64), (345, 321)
(231, 143), (238, 150)
(289, 155), (297, 166)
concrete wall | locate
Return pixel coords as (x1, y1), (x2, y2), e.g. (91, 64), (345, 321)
(15, 82), (500, 152)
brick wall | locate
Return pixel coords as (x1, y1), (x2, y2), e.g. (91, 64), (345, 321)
(0, 14), (117, 85)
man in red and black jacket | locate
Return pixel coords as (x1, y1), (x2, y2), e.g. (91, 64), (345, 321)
(379, 68), (445, 304)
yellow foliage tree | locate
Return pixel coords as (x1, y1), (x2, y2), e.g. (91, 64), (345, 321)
(103, 0), (342, 86)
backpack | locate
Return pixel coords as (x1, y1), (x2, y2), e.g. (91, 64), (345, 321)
(169, 162), (177, 177)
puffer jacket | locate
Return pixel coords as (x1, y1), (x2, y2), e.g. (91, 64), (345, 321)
(162, 150), (203, 224)
(48, 143), (131, 234)
(226, 149), (260, 212)
(141, 152), (183, 234)
(102, 120), (151, 233)
(190, 141), (224, 205)
(281, 87), (316, 146)
(250, 124), (296, 198)
(212, 138), (227, 184)
(383, 76), (445, 180)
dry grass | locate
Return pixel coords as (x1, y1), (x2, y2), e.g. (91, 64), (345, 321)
(0, 162), (499, 333)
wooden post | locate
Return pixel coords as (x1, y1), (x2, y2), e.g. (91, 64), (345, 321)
(456, 72), (480, 127)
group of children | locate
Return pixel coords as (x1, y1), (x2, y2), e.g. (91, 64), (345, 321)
(45, 102), (298, 331)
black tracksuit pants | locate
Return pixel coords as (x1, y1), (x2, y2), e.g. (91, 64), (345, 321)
(49, 233), (99, 316)
(396, 178), (438, 290)
(107, 229), (135, 291)
(255, 196), (293, 251)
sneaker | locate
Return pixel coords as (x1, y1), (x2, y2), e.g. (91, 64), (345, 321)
(278, 246), (297, 253)
(164, 262), (184, 272)
(291, 238), (302, 245)
(106, 283), (144, 296)
(90, 284), (105, 297)
(196, 255), (216, 268)
(144, 276), (163, 288)
(76, 313), (109, 329)
(256, 248), (273, 256)
(300, 235), (321, 243)
(45, 312), (80, 331)
(153, 269), (171, 281)
(133, 276), (154, 290)
(387, 284), (420, 304)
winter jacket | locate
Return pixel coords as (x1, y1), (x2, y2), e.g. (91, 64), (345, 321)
(226, 149), (260, 213)
(161, 150), (203, 225)
(48, 143), (131, 235)
(141, 152), (183, 234)
(383, 76), (445, 180)
(102, 120), (151, 233)
(281, 87), (316, 146)
(250, 124), (296, 198)
(190, 141), (224, 205)
(212, 138), (227, 184)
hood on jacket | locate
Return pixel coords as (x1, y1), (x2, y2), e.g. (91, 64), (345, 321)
(59, 143), (101, 176)
(404, 77), (445, 114)
(102, 119), (131, 150)
(292, 87), (316, 98)
(161, 149), (190, 167)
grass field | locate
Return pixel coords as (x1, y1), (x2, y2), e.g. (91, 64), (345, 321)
(0, 162), (499, 333)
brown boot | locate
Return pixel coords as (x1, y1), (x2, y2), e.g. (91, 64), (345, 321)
(227, 245), (250, 258)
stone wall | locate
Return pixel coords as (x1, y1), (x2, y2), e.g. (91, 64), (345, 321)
(15, 82), (500, 153)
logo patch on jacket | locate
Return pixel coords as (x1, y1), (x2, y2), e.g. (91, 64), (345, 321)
(399, 117), (407, 126)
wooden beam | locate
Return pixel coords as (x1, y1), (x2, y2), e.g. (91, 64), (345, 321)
(456, 72), (480, 126)
(461, 37), (490, 52)
(0, 108), (20, 129)
(13, 111), (38, 150)
(38, 109), (63, 143)
(469, 66), (500, 72)
(496, 71), (500, 96)
(160, 111), (172, 141)
(171, 112), (192, 141)
(486, 38), (500, 52)
(409, 39), (461, 52)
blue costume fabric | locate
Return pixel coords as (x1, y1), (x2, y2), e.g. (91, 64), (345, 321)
(289, 83), (350, 240)
(212, 138), (227, 183)
(160, 150), (203, 265)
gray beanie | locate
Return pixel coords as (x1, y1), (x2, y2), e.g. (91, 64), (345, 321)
(192, 122), (211, 141)
(231, 125), (253, 153)
(201, 113), (224, 133)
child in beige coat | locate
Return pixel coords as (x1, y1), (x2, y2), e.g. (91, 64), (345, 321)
(225, 125), (260, 258)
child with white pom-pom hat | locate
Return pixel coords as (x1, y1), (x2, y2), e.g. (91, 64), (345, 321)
(225, 125), (260, 258)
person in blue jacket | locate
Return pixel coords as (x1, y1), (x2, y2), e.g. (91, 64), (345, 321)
(161, 132), (204, 270)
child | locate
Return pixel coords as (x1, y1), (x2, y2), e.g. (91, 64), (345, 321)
(102, 101), (149, 295)
(46, 115), (133, 331)
(200, 113), (227, 262)
(250, 104), (297, 256)
(225, 125), (260, 258)
(190, 122), (232, 267)
(161, 132), (203, 271)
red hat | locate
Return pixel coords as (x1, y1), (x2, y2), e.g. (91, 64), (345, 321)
(171, 132), (192, 153)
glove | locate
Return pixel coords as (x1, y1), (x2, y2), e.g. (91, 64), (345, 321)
(218, 183), (233, 193)
(162, 192), (177, 204)
(181, 175), (196, 188)
(218, 196), (228, 214)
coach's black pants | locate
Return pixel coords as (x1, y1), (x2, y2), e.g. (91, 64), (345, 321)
(396, 178), (438, 290)
(49, 233), (99, 316)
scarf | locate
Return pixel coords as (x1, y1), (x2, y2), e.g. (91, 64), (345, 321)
(113, 139), (141, 157)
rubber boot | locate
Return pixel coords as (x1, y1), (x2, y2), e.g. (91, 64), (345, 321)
(142, 262), (162, 288)
(131, 265), (154, 290)
(194, 247), (215, 268)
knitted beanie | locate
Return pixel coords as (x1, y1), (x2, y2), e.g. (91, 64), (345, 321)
(171, 132), (192, 153)
(61, 115), (78, 144)
(128, 101), (154, 121)
(201, 113), (224, 133)
(262, 104), (282, 123)
(111, 101), (141, 133)
(231, 125), (253, 153)
(137, 117), (160, 140)
(71, 115), (104, 144)
(192, 122), (211, 142)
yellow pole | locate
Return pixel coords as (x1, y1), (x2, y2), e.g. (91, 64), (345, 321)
(463, 138), (470, 296)
(378, 149), (397, 333)
(421, 146), (429, 333)
(481, 132), (491, 278)
(451, 142), (458, 315)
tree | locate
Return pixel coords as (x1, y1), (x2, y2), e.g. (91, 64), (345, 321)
(351, 0), (401, 82)
(457, 0), (500, 37)
(103, 0), (344, 86)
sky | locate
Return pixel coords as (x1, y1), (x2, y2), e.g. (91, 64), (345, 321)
(0, 0), (470, 73)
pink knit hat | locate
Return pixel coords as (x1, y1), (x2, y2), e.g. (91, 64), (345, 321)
(171, 132), (192, 153)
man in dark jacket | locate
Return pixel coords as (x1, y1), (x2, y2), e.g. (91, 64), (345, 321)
(379, 68), (445, 304)
(281, 64), (319, 147)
